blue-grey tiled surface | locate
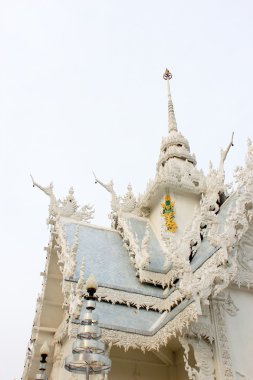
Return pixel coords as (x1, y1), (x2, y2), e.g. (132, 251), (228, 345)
(64, 223), (164, 297)
(191, 239), (218, 270)
(81, 301), (160, 332)
(76, 299), (192, 335)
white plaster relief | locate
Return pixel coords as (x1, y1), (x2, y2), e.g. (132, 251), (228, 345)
(93, 173), (137, 224)
(116, 214), (141, 268)
(221, 293), (239, 317)
(234, 223), (253, 288)
(187, 316), (215, 343)
(179, 335), (215, 380)
(179, 248), (238, 304)
(53, 316), (69, 345)
(31, 175), (94, 223)
(96, 286), (184, 312)
(116, 213), (157, 272)
(235, 371), (250, 379)
(67, 259), (85, 320)
(211, 299), (234, 380)
(63, 225), (79, 280)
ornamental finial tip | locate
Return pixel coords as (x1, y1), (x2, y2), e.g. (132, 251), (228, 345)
(163, 68), (172, 80)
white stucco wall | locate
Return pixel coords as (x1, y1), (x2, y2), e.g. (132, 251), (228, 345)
(224, 287), (253, 378)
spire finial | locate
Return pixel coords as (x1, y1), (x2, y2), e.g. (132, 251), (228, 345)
(163, 68), (177, 133)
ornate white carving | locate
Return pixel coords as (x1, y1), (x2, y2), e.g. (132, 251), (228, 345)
(211, 299), (234, 380)
(121, 183), (137, 212)
(221, 293), (239, 317)
(138, 134), (235, 291)
(53, 316), (69, 345)
(63, 226), (79, 280)
(31, 176), (94, 223)
(115, 213), (167, 277)
(235, 370), (250, 379)
(96, 286), (184, 312)
(139, 267), (175, 287)
(68, 284), (83, 320)
(188, 314), (215, 342)
(168, 137), (253, 305)
(93, 172), (120, 214)
(139, 244), (237, 306)
(201, 133), (234, 215)
(67, 258), (85, 320)
(138, 159), (205, 216)
(234, 223), (253, 288)
(116, 214), (142, 269)
(32, 293), (43, 333)
(180, 248), (237, 304)
(68, 302), (197, 351)
(137, 222), (151, 269)
(180, 335), (215, 380)
(52, 342), (63, 370)
(223, 138), (253, 288)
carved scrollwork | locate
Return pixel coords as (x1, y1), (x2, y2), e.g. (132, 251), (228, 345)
(179, 335), (215, 380)
(211, 300), (234, 380)
(96, 286), (184, 312)
(221, 293), (239, 317)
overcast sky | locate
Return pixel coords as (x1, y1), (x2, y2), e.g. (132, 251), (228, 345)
(0, 1), (253, 379)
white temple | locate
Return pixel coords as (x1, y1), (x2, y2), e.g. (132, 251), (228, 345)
(22, 70), (253, 380)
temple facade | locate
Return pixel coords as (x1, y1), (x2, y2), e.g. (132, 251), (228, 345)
(22, 70), (253, 380)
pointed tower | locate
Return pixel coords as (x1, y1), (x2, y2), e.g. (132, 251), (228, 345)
(157, 69), (197, 169)
(138, 70), (205, 237)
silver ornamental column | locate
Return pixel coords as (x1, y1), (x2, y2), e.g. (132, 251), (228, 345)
(65, 274), (111, 380)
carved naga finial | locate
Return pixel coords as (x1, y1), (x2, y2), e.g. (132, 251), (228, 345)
(30, 174), (54, 197)
(219, 132), (234, 173)
(163, 68), (177, 133)
(92, 171), (114, 193)
(31, 175), (94, 223)
(30, 174), (58, 218)
(92, 171), (119, 212)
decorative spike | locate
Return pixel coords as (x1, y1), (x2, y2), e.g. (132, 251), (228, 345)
(163, 68), (178, 133)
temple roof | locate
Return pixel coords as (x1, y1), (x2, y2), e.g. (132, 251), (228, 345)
(57, 191), (235, 341)
(64, 221), (164, 297)
(55, 175), (250, 347)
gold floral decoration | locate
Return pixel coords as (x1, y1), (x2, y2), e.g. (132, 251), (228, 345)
(161, 195), (177, 233)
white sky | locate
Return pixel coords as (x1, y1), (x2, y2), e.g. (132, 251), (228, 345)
(0, 1), (253, 379)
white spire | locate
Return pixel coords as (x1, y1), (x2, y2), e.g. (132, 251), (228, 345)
(163, 68), (177, 133)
